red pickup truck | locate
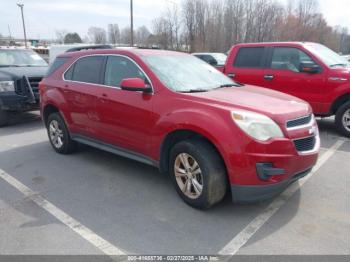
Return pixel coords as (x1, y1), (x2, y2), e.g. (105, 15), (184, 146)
(221, 42), (350, 137)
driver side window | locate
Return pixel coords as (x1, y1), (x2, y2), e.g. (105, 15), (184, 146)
(104, 56), (146, 87)
(271, 47), (315, 73)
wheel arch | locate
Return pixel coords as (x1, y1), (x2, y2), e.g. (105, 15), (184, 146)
(330, 93), (350, 115)
(159, 129), (228, 176)
(42, 104), (60, 126)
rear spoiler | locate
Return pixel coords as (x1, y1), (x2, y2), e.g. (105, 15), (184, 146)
(65, 45), (113, 53)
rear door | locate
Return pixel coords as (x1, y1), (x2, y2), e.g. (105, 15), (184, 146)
(226, 47), (267, 86)
(63, 55), (105, 137)
(263, 47), (326, 112)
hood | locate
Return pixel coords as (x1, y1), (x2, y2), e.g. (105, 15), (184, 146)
(185, 85), (311, 124)
(0, 66), (48, 81)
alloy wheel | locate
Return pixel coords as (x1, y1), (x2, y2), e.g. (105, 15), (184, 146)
(342, 109), (350, 132)
(174, 153), (203, 199)
(49, 120), (64, 149)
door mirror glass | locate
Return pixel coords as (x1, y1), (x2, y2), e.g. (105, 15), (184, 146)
(299, 61), (321, 74)
(120, 78), (152, 93)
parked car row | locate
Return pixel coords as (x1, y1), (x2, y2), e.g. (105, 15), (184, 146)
(38, 45), (320, 209)
(1, 42), (348, 209)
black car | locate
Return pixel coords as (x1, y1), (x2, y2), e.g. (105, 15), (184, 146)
(0, 48), (48, 126)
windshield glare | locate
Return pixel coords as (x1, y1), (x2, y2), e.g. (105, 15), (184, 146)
(142, 54), (235, 92)
(305, 43), (350, 67)
(0, 49), (47, 67)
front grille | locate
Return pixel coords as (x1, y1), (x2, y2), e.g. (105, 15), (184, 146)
(286, 114), (312, 129)
(15, 76), (42, 95)
(28, 77), (42, 92)
(294, 136), (316, 152)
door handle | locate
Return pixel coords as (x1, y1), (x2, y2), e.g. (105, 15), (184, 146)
(264, 75), (274, 81)
(228, 73), (236, 78)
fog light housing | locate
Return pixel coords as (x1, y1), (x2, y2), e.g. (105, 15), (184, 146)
(256, 163), (285, 181)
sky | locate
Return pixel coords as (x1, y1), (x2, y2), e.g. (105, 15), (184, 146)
(0, 0), (349, 40)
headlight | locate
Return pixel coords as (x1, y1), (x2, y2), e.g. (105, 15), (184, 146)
(0, 81), (15, 92)
(231, 110), (284, 141)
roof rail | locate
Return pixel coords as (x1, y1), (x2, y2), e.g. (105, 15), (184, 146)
(65, 45), (113, 53)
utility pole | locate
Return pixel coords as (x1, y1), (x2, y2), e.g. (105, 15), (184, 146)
(130, 0), (134, 47)
(17, 3), (28, 48)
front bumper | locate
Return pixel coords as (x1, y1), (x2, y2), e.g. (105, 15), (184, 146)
(231, 167), (312, 203)
(0, 92), (39, 111)
(226, 129), (319, 203)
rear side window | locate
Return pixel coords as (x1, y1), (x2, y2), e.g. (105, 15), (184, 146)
(46, 57), (69, 77)
(234, 47), (265, 68)
(69, 56), (105, 84)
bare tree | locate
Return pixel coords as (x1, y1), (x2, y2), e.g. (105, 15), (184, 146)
(150, 0), (348, 53)
(55, 30), (68, 44)
(88, 27), (107, 44)
(136, 26), (151, 46)
(108, 24), (120, 45)
(120, 27), (132, 45)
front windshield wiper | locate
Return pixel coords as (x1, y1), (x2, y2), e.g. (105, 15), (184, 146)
(214, 83), (243, 89)
(16, 64), (44, 67)
(330, 63), (348, 67)
(219, 83), (239, 88)
(0, 65), (21, 67)
(180, 89), (209, 93)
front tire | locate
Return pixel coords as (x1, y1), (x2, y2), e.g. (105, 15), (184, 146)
(0, 109), (9, 127)
(169, 139), (227, 209)
(335, 101), (350, 138)
(47, 113), (77, 154)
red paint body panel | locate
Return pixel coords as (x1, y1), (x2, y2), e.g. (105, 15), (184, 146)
(40, 49), (319, 192)
(223, 42), (350, 116)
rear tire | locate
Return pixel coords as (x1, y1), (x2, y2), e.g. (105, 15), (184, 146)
(0, 109), (9, 127)
(169, 139), (227, 209)
(335, 101), (350, 138)
(47, 112), (77, 154)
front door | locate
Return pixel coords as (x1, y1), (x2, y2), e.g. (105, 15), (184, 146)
(96, 55), (156, 156)
(263, 47), (326, 112)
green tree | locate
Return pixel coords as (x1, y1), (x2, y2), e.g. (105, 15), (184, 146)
(64, 33), (83, 44)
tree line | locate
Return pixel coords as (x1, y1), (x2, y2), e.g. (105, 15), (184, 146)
(55, 24), (151, 47)
(54, 0), (350, 54)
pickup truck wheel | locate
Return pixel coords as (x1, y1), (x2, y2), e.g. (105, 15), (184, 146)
(169, 139), (227, 209)
(47, 113), (77, 154)
(0, 109), (9, 127)
(335, 101), (350, 138)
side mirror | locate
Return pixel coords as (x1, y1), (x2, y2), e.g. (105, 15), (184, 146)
(120, 78), (152, 93)
(299, 61), (320, 74)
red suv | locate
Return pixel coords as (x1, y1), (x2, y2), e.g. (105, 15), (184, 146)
(222, 42), (350, 137)
(40, 48), (319, 209)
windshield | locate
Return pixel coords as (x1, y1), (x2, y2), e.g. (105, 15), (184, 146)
(305, 43), (350, 67)
(0, 49), (48, 67)
(211, 53), (227, 65)
(142, 54), (236, 92)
